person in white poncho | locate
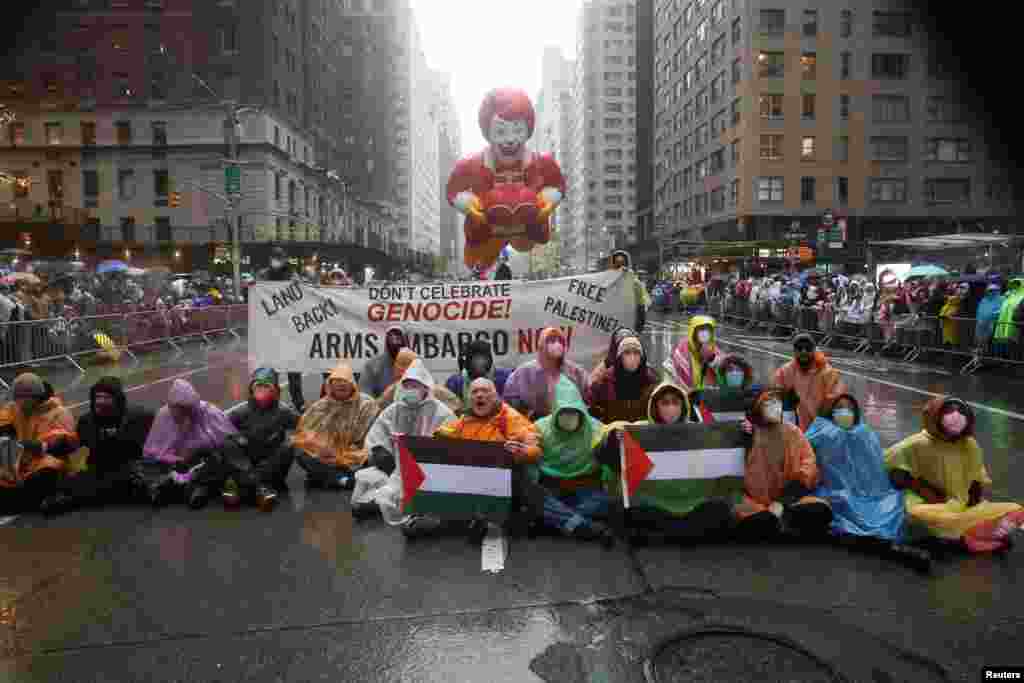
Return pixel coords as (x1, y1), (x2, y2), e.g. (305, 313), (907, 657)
(350, 358), (456, 524)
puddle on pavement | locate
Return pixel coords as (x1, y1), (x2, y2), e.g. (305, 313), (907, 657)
(301, 510), (366, 577)
(652, 631), (836, 683)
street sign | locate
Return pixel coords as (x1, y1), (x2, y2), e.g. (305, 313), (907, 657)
(225, 166), (241, 195)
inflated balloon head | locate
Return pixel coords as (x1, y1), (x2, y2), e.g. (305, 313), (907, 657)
(479, 88), (536, 141)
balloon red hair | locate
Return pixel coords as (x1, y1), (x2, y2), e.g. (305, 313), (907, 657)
(478, 88), (536, 139)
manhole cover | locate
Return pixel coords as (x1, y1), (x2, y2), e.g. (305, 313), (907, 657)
(653, 630), (839, 683)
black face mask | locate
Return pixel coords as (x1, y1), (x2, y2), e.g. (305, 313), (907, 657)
(468, 356), (491, 377)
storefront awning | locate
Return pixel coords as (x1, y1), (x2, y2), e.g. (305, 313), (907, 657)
(868, 232), (1017, 250)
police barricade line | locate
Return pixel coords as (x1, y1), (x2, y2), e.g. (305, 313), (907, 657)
(0, 306), (250, 382)
(703, 299), (1024, 376)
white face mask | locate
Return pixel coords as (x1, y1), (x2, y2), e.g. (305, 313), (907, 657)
(546, 341), (565, 358)
(696, 329), (711, 344)
(557, 410), (581, 432)
(725, 370), (745, 388)
(762, 401), (783, 423)
(399, 383), (427, 407)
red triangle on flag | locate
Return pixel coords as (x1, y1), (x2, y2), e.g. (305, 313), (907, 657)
(623, 430), (654, 497)
(397, 435), (426, 510)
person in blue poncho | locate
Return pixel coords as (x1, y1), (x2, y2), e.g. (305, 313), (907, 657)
(974, 283), (1004, 352)
(806, 394), (932, 572)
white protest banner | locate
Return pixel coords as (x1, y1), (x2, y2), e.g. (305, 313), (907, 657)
(248, 270), (637, 376)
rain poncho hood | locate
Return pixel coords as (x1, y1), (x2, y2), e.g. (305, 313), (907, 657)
(291, 362), (379, 468)
(143, 379), (238, 464)
(90, 375), (128, 420)
(994, 278), (1024, 342)
(975, 289), (1005, 344)
(666, 315), (720, 391)
(535, 376), (605, 481)
(714, 354), (754, 392)
(805, 394), (905, 540)
(771, 350), (846, 432)
(647, 381), (692, 424)
(503, 327), (590, 418)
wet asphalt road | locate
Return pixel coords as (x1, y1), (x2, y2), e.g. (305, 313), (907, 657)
(0, 315), (1021, 682)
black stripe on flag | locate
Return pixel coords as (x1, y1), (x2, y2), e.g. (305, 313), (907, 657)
(401, 435), (515, 468)
(698, 390), (753, 415)
(624, 422), (748, 452)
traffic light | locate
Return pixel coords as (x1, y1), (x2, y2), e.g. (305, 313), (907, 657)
(170, 191), (181, 208)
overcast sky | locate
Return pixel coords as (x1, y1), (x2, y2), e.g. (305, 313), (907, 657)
(409, 0), (583, 154)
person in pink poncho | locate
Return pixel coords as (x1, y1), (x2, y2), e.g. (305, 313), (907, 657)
(141, 379), (238, 509)
(503, 327), (590, 420)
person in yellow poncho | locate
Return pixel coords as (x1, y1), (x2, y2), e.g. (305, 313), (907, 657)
(885, 396), (1024, 553)
(938, 283), (967, 347)
(292, 362), (379, 491)
(663, 315), (723, 392)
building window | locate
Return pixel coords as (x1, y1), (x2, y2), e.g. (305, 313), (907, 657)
(759, 9), (784, 35)
(83, 170), (99, 207)
(840, 52), (851, 79)
(44, 122), (63, 145)
(152, 121), (167, 147)
(839, 95), (850, 120)
(924, 178), (970, 203)
(802, 94), (815, 120)
(153, 169), (169, 202)
(732, 17), (741, 44)
(800, 176), (816, 203)
(872, 11), (911, 37)
(872, 95), (909, 122)
(710, 187), (725, 212)
(837, 136), (849, 162)
(759, 134), (783, 160)
(116, 121), (132, 144)
(802, 9), (817, 36)
(757, 177), (784, 202)
(836, 177), (849, 204)
(840, 9), (852, 37)
(120, 217), (136, 243)
(871, 136), (908, 161)
(796, 137), (815, 162)
(926, 97), (964, 123)
(81, 121), (96, 146)
(758, 52), (785, 78)
(47, 170), (64, 201)
(759, 94), (783, 119)
(801, 53), (817, 79)
(711, 149), (725, 174)
(118, 170), (135, 200)
(872, 53), (909, 79)
(870, 178), (907, 202)
(924, 138), (971, 162)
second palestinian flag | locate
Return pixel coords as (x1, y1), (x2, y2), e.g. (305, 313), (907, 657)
(398, 435), (515, 521)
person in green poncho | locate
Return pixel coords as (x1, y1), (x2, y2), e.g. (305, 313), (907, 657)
(596, 381), (741, 546)
(994, 278), (1024, 348)
(533, 376), (616, 546)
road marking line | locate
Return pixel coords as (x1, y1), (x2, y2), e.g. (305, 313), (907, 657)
(716, 336), (1024, 422)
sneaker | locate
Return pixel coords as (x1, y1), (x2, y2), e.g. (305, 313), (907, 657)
(351, 501), (380, 520)
(188, 486), (211, 510)
(890, 544), (932, 574)
(401, 515), (441, 540)
(222, 479), (241, 508)
(255, 486), (278, 511)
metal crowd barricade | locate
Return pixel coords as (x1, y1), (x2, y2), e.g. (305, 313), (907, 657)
(0, 304), (250, 390)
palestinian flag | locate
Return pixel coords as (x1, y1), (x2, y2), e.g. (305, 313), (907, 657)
(398, 435), (515, 521)
(619, 422), (748, 508)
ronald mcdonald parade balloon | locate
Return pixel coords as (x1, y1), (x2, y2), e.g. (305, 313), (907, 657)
(446, 88), (566, 270)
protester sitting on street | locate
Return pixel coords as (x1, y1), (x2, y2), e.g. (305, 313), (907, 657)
(588, 326), (641, 387)
(598, 381), (738, 546)
(504, 327), (590, 420)
(664, 315), (723, 393)
(221, 368), (299, 511)
(771, 333), (847, 432)
(806, 394), (931, 572)
(885, 397), (1024, 554)
(401, 378), (539, 542)
(588, 333), (660, 424)
(141, 379), (239, 510)
(40, 376), (155, 516)
(353, 358), (456, 522)
(734, 389), (833, 541)
(292, 362), (379, 491)
(378, 348), (462, 414)
(0, 374), (79, 514)
(446, 339), (513, 410)
(359, 326), (410, 398)
(533, 377), (615, 546)
(692, 354), (762, 424)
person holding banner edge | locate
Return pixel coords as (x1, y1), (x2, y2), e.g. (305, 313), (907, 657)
(359, 326), (411, 399)
(260, 247), (309, 414)
(608, 250), (649, 332)
(446, 339), (514, 411)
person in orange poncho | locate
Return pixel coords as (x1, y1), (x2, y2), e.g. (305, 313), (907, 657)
(735, 389), (833, 540)
(401, 377), (540, 542)
(0, 373), (80, 513)
(292, 362), (379, 491)
(771, 333), (847, 432)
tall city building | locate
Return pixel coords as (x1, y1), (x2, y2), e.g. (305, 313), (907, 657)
(653, 1), (1017, 264)
(0, 0), (436, 271)
(407, 21), (440, 258)
(433, 69), (462, 273)
(571, 0), (640, 272)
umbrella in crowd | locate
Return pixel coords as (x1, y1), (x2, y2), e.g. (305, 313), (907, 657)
(905, 264), (949, 280)
(97, 260), (130, 275)
(1, 272), (40, 286)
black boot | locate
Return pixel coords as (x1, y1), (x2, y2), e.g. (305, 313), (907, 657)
(40, 493), (74, 517)
(888, 543), (932, 573)
(188, 485), (211, 510)
(351, 500), (380, 520)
